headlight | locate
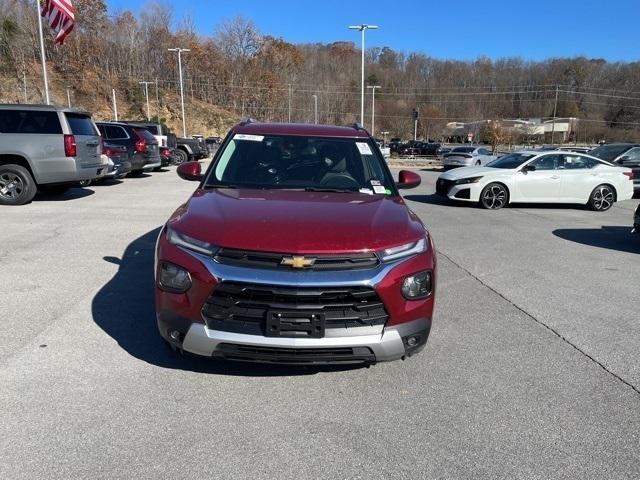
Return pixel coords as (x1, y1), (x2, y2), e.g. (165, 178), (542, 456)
(166, 227), (218, 256)
(380, 237), (427, 262)
(454, 176), (483, 185)
(401, 270), (432, 299)
(158, 261), (192, 293)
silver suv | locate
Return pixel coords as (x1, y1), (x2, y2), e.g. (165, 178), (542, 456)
(0, 104), (108, 205)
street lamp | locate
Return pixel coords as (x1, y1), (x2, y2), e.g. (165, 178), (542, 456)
(367, 85), (381, 137)
(312, 94), (318, 124)
(348, 24), (378, 125)
(168, 48), (190, 137)
(380, 130), (390, 146)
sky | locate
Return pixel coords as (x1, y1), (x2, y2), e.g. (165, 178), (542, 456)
(107, 0), (640, 61)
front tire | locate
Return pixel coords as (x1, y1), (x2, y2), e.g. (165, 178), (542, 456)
(0, 164), (37, 206)
(174, 149), (188, 165)
(480, 183), (509, 210)
(588, 184), (616, 211)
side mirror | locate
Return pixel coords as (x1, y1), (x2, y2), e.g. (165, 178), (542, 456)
(397, 170), (421, 189)
(521, 164), (536, 173)
(619, 156), (630, 162)
(177, 161), (203, 181)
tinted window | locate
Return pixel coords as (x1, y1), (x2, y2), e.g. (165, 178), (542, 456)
(588, 144), (633, 162)
(620, 147), (640, 161)
(133, 128), (158, 144)
(208, 134), (395, 193)
(452, 147), (475, 153)
(65, 113), (97, 136)
(144, 125), (159, 135)
(0, 109), (62, 134)
(103, 125), (128, 140)
(478, 148), (490, 155)
(559, 155), (599, 169)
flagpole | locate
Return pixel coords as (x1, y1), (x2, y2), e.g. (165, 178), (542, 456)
(36, 0), (50, 105)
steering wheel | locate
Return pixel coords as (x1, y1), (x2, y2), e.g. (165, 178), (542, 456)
(319, 173), (361, 189)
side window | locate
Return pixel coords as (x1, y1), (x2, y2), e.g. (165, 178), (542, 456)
(478, 148), (489, 155)
(530, 154), (559, 170)
(560, 155), (596, 169)
(621, 148), (640, 161)
(0, 110), (61, 134)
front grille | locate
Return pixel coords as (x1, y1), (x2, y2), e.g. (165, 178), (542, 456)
(214, 248), (379, 271)
(436, 178), (455, 196)
(202, 282), (389, 335)
(214, 343), (375, 364)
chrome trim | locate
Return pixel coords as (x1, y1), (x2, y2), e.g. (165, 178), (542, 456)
(181, 318), (429, 362)
(184, 249), (407, 287)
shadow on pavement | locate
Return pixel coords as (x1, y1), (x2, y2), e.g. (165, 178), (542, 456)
(553, 226), (640, 254)
(403, 194), (470, 207)
(92, 228), (364, 376)
(35, 187), (94, 201)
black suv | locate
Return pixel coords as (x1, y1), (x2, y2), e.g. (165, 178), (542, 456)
(95, 122), (160, 175)
(589, 143), (640, 193)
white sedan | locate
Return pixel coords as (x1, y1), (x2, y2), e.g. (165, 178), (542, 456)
(442, 146), (497, 169)
(435, 150), (634, 211)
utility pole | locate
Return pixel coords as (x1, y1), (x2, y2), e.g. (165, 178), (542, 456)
(312, 94), (318, 124)
(413, 108), (419, 141)
(22, 71), (27, 103)
(349, 24), (378, 125)
(36, 1), (50, 104)
(380, 131), (389, 146)
(288, 84), (292, 122)
(367, 85), (381, 137)
(168, 48), (190, 137)
(66, 87), (71, 107)
(551, 84), (559, 145)
(139, 81), (154, 121)
(155, 77), (160, 121)
(112, 88), (118, 121)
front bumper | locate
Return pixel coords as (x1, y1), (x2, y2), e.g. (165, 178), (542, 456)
(155, 233), (437, 364)
(436, 178), (481, 202)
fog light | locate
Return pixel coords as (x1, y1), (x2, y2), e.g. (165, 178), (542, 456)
(159, 261), (192, 293)
(407, 336), (418, 347)
(401, 270), (432, 299)
(169, 330), (183, 341)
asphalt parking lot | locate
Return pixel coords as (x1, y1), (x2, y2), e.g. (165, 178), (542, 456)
(1, 167), (639, 479)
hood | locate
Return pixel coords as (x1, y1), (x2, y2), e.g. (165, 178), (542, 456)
(168, 188), (426, 254)
(439, 166), (501, 180)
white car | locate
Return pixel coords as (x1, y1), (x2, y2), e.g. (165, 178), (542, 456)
(442, 146), (497, 169)
(436, 150), (634, 211)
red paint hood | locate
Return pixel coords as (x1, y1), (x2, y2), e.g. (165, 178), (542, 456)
(168, 188), (426, 254)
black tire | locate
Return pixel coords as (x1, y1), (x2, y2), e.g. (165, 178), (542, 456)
(153, 167), (162, 172)
(0, 164), (37, 206)
(476, 160), (482, 166)
(129, 170), (145, 177)
(174, 149), (188, 165)
(480, 182), (509, 210)
(40, 185), (72, 195)
(78, 179), (91, 187)
(587, 184), (616, 211)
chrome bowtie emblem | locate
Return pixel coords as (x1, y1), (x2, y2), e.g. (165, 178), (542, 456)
(281, 256), (316, 269)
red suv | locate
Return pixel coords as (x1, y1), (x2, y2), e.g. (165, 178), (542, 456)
(155, 122), (436, 364)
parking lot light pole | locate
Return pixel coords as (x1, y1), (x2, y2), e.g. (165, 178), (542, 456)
(312, 94), (318, 124)
(367, 85), (381, 137)
(380, 130), (389, 146)
(348, 24), (378, 125)
(168, 48), (190, 137)
(66, 87), (71, 108)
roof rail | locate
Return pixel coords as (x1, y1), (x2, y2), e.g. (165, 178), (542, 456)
(348, 122), (367, 132)
(238, 117), (257, 126)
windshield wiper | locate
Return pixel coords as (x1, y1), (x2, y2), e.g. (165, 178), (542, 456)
(304, 187), (358, 193)
(203, 183), (239, 189)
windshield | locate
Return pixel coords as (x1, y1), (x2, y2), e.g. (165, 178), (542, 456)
(588, 144), (632, 162)
(205, 134), (396, 194)
(144, 125), (159, 135)
(487, 153), (535, 169)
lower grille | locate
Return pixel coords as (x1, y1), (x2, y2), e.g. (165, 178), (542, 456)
(202, 282), (389, 336)
(436, 178), (455, 196)
(214, 343), (375, 364)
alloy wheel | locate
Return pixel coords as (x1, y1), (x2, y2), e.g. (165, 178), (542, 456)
(482, 184), (507, 209)
(592, 186), (614, 211)
(0, 172), (24, 201)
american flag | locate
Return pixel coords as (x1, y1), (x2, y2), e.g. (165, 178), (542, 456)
(40, 0), (75, 45)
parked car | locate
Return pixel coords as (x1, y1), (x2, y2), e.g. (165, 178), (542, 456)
(159, 146), (173, 167)
(420, 142), (441, 155)
(442, 146), (496, 169)
(437, 147), (452, 161)
(121, 121), (170, 147)
(0, 104), (108, 205)
(101, 143), (131, 180)
(633, 203), (640, 233)
(436, 150), (634, 210)
(175, 136), (208, 164)
(95, 122), (161, 175)
(588, 143), (640, 193)
(205, 136), (222, 156)
(155, 121), (435, 364)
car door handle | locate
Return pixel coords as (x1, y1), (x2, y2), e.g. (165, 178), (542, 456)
(550, 175), (560, 180)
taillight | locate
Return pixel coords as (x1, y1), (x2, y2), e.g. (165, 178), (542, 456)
(623, 171), (634, 180)
(133, 129), (147, 153)
(64, 134), (77, 157)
